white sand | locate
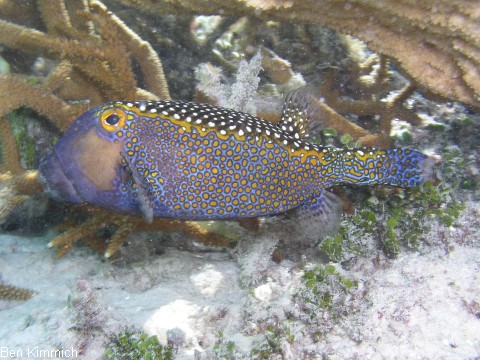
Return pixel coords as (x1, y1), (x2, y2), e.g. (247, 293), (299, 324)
(0, 230), (479, 359)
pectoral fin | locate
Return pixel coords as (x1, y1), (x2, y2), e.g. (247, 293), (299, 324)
(289, 190), (342, 247)
(121, 152), (154, 223)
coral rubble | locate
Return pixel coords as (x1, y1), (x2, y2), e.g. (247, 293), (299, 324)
(0, 282), (35, 301)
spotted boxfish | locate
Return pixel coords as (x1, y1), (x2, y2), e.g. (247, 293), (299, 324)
(40, 90), (435, 232)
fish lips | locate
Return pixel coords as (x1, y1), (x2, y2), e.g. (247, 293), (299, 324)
(39, 150), (84, 204)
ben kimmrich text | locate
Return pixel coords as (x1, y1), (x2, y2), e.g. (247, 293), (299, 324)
(1, 346), (78, 358)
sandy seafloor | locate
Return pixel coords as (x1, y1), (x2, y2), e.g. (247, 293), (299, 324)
(0, 201), (479, 360)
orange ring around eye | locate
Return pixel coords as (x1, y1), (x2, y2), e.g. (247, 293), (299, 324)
(100, 108), (127, 132)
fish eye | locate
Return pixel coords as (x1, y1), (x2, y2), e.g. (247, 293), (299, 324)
(105, 114), (120, 126)
(100, 108), (126, 132)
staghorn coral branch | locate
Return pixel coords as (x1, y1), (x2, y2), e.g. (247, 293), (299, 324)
(0, 119), (22, 175)
(88, 1), (170, 99)
(8, 170), (43, 196)
(48, 207), (234, 258)
(64, 0), (94, 35)
(48, 212), (110, 258)
(117, 0), (480, 107)
(0, 19), (136, 101)
(104, 219), (136, 258)
(104, 218), (233, 258)
(0, 170), (43, 221)
(0, 180), (28, 220)
(0, 19), (100, 61)
(37, 0), (73, 36)
(0, 74), (87, 131)
(45, 60), (108, 105)
(314, 61), (423, 147)
(308, 97), (391, 147)
(0, 1), (169, 102)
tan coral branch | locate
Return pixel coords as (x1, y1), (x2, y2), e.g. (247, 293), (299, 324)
(48, 212), (109, 258)
(88, 1), (171, 99)
(48, 206), (235, 258)
(0, 0), (169, 102)
(37, 0), (72, 36)
(0, 119), (22, 174)
(0, 74), (87, 131)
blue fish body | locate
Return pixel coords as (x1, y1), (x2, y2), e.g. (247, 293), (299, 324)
(40, 97), (434, 224)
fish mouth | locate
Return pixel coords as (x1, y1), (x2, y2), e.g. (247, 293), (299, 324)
(39, 150), (84, 204)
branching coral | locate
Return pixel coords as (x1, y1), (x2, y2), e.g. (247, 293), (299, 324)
(185, 8), (424, 148)
(48, 206), (234, 258)
(0, 110), (44, 220)
(0, 119), (22, 175)
(313, 55), (423, 147)
(0, 171), (41, 221)
(0, 0), (169, 133)
(0, 110), (49, 221)
(116, 0), (480, 108)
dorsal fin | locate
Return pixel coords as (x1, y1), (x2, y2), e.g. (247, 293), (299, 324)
(277, 87), (317, 139)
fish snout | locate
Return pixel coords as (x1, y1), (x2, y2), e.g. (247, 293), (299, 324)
(39, 152), (84, 204)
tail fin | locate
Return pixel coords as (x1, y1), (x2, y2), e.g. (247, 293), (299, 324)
(338, 148), (438, 188)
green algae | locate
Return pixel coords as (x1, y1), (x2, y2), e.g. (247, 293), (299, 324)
(105, 329), (174, 360)
(213, 331), (249, 360)
(319, 180), (466, 261)
(302, 264), (357, 312)
(6, 108), (37, 169)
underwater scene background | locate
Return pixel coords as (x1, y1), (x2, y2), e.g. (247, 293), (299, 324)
(0, 1), (479, 359)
